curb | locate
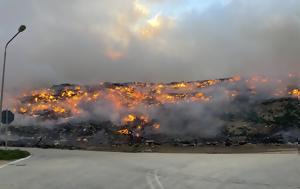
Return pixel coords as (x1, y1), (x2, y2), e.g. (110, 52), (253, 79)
(0, 155), (32, 169)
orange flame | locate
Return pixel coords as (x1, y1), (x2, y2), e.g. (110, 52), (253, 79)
(289, 89), (300, 98)
(14, 74), (300, 138)
(117, 129), (130, 135)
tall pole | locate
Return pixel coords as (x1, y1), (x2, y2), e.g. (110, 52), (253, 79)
(0, 25), (26, 150)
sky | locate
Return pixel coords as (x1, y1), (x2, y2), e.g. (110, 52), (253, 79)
(0, 0), (300, 91)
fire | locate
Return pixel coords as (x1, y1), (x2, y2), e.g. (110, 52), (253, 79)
(153, 123), (160, 129)
(14, 75), (300, 137)
(19, 107), (27, 113)
(123, 114), (136, 123)
(117, 129), (130, 135)
(289, 89), (300, 98)
(16, 75), (300, 118)
(53, 106), (66, 114)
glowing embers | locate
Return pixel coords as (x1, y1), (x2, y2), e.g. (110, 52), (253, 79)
(122, 114), (149, 126)
(15, 75), (300, 120)
(13, 75), (300, 140)
(153, 123), (160, 129)
(115, 114), (155, 136)
(117, 129), (130, 135)
(122, 114), (136, 124)
(289, 89), (300, 98)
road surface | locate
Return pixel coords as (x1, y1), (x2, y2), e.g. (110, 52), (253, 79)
(0, 160), (7, 166)
(0, 148), (299, 189)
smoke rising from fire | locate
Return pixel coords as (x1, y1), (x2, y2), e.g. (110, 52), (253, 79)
(11, 75), (300, 139)
(1, 1), (300, 139)
(0, 0), (300, 93)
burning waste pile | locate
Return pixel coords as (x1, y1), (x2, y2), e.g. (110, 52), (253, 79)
(2, 74), (300, 149)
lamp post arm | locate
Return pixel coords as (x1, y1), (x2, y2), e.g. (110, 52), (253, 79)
(5, 31), (21, 50)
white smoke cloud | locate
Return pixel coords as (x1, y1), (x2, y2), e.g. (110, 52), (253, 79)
(0, 0), (299, 92)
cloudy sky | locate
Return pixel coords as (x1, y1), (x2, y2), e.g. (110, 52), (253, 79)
(0, 0), (300, 91)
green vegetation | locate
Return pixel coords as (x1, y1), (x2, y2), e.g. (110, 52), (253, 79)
(0, 149), (30, 160)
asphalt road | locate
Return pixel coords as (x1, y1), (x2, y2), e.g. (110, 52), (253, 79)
(0, 148), (299, 189)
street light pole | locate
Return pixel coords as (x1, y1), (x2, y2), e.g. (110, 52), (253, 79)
(0, 25), (26, 150)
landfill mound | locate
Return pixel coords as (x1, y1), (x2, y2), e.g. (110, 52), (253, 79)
(2, 75), (300, 149)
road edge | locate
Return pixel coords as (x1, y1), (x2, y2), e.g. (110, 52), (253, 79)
(0, 155), (32, 169)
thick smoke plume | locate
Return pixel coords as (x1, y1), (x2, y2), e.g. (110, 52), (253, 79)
(0, 0), (300, 92)
(1, 1), (300, 141)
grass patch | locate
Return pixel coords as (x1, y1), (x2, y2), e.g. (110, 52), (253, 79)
(0, 149), (30, 160)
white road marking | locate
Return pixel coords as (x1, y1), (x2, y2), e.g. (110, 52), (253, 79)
(146, 172), (156, 189)
(154, 170), (165, 189)
(146, 170), (165, 189)
(0, 155), (31, 169)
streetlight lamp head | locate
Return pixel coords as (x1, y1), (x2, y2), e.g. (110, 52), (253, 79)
(18, 25), (26, 32)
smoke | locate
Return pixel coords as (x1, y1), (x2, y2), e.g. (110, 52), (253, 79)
(0, 0), (300, 94)
(1, 1), (300, 140)
(149, 102), (226, 138)
(11, 74), (300, 140)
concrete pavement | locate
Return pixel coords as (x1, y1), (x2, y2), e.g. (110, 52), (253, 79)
(0, 148), (299, 189)
(0, 160), (7, 166)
